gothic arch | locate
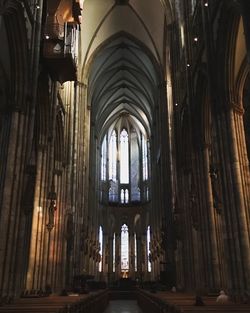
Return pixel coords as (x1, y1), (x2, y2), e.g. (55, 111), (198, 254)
(84, 31), (163, 88)
(216, 0), (242, 107)
(0, 0), (29, 111)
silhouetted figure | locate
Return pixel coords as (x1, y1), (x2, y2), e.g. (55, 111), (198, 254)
(243, 292), (250, 304)
(45, 284), (52, 296)
(60, 289), (68, 296)
(194, 295), (205, 306)
(216, 290), (229, 303)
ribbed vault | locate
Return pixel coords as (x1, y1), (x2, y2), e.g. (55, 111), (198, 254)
(88, 35), (160, 138)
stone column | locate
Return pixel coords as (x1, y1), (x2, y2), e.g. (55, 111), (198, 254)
(141, 232), (147, 281)
(228, 108), (250, 292)
(26, 144), (46, 289)
(136, 234), (142, 283)
(107, 235), (114, 283)
(203, 147), (220, 290)
(129, 232), (135, 278)
(115, 234), (121, 280)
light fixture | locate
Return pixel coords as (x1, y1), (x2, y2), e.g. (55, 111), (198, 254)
(194, 37), (198, 42)
(187, 63), (190, 67)
(45, 35), (50, 39)
(204, 2), (208, 7)
(175, 103), (178, 106)
(36, 5), (40, 9)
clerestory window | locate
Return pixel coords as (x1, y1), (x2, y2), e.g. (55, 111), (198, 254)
(100, 118), (150, 205)
(121, 224), (129, 272)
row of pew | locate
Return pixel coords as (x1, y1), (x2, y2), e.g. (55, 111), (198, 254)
(137, 289), (250, 313)
(0, 290), (109, 313)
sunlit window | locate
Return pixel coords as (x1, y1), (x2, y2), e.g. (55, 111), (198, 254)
(101, 135), (107, 181)
(125, 189), (129, 203)
(121, 189), (125, 203)
(134, 233), (137, 272)
(100, 119), (150, 204)
(113, 233), (116, 272)
(99, 226), (103, 272)
(142, 136), (148, 181)
(120, 129), (129, 183)
(109, 130), (117, 181)
(147, 226), (151, 272)
(121, 224), (129, 271)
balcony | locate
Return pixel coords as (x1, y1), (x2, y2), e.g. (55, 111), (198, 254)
(43, 22), (78, 84)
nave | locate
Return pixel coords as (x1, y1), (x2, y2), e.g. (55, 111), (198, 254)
(0, 0), (250, 305)
(0, 287), (250, 313)
(103, 300), (142, 313)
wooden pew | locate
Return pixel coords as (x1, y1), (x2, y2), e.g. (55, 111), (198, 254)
(0, 290), (109, 313)
(137, 289), (250, 313)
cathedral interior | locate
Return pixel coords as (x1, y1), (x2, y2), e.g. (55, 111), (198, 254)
(0, 0), (250, 311)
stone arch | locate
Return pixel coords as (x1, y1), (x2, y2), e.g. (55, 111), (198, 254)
(216, 0), (242, 107)
(83, 31), (163, 89)
(0, 0), (29, 111)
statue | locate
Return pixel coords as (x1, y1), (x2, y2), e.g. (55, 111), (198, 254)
(46, 199), (56, 231)
(209, 166), (222, 214)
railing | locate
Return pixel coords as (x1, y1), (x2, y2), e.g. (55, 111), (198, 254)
(43, 22), (79, 61)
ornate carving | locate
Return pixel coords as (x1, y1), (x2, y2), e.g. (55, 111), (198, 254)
(46, 199), (57, 231)
(209, 165), (223, 214)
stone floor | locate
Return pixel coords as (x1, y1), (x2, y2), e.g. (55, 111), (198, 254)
(104, 300), (143, 313)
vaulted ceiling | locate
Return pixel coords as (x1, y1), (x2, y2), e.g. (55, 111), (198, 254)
(88, 35), (159, 137)
(81, 0), (172, 139)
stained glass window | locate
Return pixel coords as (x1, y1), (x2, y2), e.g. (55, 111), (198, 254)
(134, 233), (137, 272)
(142, 136), (148, 181)
(101, 135), (107, 181)
(147, 226), (151, 272)
(109, 130), (117, 181)
(113, 233), (116, 272)
(120, 129), (129, 184)
(98, 226), (103, 272)
(121, 224), (129, 271)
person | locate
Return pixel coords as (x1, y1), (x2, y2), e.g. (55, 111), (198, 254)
(194, 295), (205, 306)
(216, 290), (229, 303)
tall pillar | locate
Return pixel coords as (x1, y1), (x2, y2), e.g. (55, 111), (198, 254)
(115, 234), (121, 280)
(141, 232), (147, 281)
(129, 232), (135, 278)
(136, 234), (142, 283)
(228, 108), (250, 292)
(26, 144), (46, 289)
(203, 147), (220, 290)
(107, 235), (113, 282)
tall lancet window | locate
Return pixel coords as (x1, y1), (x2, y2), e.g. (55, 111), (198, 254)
(100, 116), (150, 204)
(147, 226), (151, 272)
(109, 130), (118, 202)
(142, 135), (148, 181)
(113, 233), (116, 272)
(134, 233), (137, 272)
(121, 224), (129, 272)
(98, 226), (103, 272)
(109, 130), (117, 181)
(101, 135), (107, 181)
(120, 129), (129, 184)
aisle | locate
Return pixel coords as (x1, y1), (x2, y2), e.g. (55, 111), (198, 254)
(104, 300), (143, 313)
